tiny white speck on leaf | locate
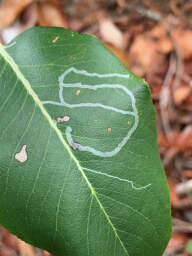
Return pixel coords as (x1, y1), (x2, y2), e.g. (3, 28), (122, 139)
(107, 127), (112, 132)
(52, 36), (59, 43)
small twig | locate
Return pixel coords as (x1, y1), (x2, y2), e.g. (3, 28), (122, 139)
(0, 30), (5, 45)
(136, 6), (161, 21)
(163, 146), (178, 166)
(183, 73), (192, 88)
(167, 27), (184, 91)
(173, 218), (192, 233)
(176, 179), (192, 195)
(160, 53), (176, 140)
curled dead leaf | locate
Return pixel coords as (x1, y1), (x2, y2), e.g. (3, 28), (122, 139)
(17, 239), (35, 256)
(163, 232), (189, 255)
(173, 85), (191, 105)
(129, 34), (166, 76)
(173, 28), (192, 59)
(99, 19), (124, 49)
(0, 0), (34, 28)
(36, 1), (68, 27)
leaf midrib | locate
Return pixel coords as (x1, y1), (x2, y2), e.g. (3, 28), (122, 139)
(0, 44), (129, 256)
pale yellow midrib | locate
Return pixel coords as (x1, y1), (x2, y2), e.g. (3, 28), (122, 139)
(0, 44), (129, 256)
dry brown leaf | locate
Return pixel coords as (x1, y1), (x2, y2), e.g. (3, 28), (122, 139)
(144, 24), (173, 54)
(173, 85), (192, 105)
(129, 33), (166, 76)
(99, 19), (124, 49)
(163, 232), (189, 255)
(43, 250), (52, 256)
(1, 2), (37, 44)
(117, 0), (126, 8)
(168, 179), (182, 207)
(149, 25), (192, 59)
(185, 92), (192, 110)
(21, 3), (38, 29)
(167, 177), (192, 209)
(170, 0), (183, 15)
(37, 1), (68, 27)
(1, 227), (19, 252)
(173, 28), (192, 59)
(68, 18), (85, 31)
(0, 246), (17, 256)
(0, 0), (34, 28)
(176, 126), (192, 152)
(181, 170), (192, 178)
(17, 239), (35, 256)
(128, 24), (173, 76)
(158, 133), (170, 149)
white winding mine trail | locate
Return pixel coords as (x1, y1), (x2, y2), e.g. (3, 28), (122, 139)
(42, 67), (151, 190)
(43, 67), (139, 158)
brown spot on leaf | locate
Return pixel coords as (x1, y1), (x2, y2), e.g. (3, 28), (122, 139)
(76, 90), (81, 95)
(70, 56), (76, 60)
(15, 145), (28, 163)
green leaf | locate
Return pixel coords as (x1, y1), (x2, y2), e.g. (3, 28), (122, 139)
(187, 240), (192, 254)
(0, 27), (171, 256)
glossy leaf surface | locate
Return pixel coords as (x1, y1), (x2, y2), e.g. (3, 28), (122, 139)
(0, 27), (171, 256)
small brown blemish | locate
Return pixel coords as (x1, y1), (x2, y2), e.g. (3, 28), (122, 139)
(57, 115), (70, 123)
(52, 36), (59, 43)
(70, 56), (76, 61)
(71, 142), (81, 151)
(107, 127), (112, 132)
(76, 90), (81, 95)
(15, 145), (28, 163)
(127, 120), (130, 125)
